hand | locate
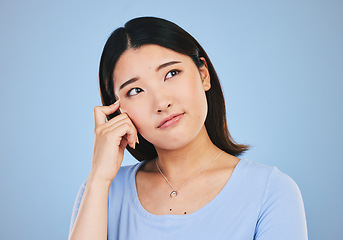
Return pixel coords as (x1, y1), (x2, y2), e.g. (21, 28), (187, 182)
(90, 100), (138, 183)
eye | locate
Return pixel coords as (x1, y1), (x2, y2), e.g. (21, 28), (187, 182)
(126, 87), (143, 97)
(165, 69), (181, 80)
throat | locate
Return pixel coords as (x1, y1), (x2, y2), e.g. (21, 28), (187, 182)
(153, 124), (217, 178)
(154, 151), (224, 198)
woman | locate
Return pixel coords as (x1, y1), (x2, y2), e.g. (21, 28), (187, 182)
(68, 17), (308, 240)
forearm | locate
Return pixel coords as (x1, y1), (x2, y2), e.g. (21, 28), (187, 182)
(69, 175), (112, 240)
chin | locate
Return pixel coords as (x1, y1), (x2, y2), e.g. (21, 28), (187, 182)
(147, 128), (203, 151)
(153, 140), (189, 151)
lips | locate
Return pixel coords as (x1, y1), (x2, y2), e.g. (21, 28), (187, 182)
(157, 113), (184, 129)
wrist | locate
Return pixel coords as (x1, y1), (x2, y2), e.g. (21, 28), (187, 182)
(87, 172), (113, 190)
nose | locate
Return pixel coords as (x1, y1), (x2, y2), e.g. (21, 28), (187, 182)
(154, 89), (173, 113)
(157, 103), (171, 113)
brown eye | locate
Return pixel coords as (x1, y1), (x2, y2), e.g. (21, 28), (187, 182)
(127, 88), (143, 97)
(165, 69), (181, 79)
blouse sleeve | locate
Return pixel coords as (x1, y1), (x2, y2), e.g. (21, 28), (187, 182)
(68, 179), (87, 238)
(254, 168), (308, 240)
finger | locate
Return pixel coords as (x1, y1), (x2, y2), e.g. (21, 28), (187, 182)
(100, 111), (129, 128)
(119, 136), (128, 150)
(94, 100), (120, 127)
(95, 112), (131, 134)
(108, 121), (137, 149)
(103, 118), (138, 148)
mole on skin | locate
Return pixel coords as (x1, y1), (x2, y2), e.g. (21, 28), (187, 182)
(168, 209), (187, 214)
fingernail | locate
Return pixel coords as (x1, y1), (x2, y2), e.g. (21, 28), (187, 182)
(136, 136), (139, 144)
(133, 142), (136, 149)
(113, 99), (120, 105)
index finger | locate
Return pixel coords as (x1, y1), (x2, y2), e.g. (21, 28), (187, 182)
(94, 100), (120, 127)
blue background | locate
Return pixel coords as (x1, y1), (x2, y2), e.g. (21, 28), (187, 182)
(0, 0), (342, 239)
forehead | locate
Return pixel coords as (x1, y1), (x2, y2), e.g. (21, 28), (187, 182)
(118, 44), (185, 63)
(113, 44), (192, 85)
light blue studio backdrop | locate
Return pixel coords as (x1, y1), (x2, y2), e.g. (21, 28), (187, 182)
(0, 0), (342, 239)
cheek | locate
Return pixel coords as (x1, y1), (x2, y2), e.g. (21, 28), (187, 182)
(120, 100), (151, 131)
(176, 74), (208, 113)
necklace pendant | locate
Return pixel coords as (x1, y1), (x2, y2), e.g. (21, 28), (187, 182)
(170, 190), (178, 198)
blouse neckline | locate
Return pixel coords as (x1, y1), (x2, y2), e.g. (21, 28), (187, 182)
(128, 157), (246, 220)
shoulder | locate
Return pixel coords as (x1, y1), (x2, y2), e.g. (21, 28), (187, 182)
(239, 159), (302, 202)
(234, 159), (305, 216)
(265, 166), (302, 199)
(237, 159), (278, 191)
(239, 159), (296, 185)
(259, 165), (305, 217)
(242, 159), (308, 239)
(249, 163), (307, 240)
(115, 162), (141, 179)
(108, 161), (145, 193)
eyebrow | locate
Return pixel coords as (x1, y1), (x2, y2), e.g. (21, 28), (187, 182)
(118, 61), (182, 91)
(119, 77), (139, 91)
(156, 61), (181, 71)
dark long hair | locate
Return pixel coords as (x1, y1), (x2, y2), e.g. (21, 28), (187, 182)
(99, 16), (249, 161)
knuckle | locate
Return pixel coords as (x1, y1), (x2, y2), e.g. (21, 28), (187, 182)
(94, 127), (102, 135)
(119, 112), (129, 120)
(93, 106), (102, 113)
(125, 123), (135, 134)
(123, 122), (131, 129)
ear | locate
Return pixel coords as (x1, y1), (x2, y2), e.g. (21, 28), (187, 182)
(199, 57), (211, 91)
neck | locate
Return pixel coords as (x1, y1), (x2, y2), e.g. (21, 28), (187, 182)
(154, 125), (222, 183)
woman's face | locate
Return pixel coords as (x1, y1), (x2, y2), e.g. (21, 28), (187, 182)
(113, 44), (211, 150)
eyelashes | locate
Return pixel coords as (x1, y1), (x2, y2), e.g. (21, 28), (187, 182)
(126, 87), (143, 97)
(125, 69), (181, 98)
(165, 69), (181, 79)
